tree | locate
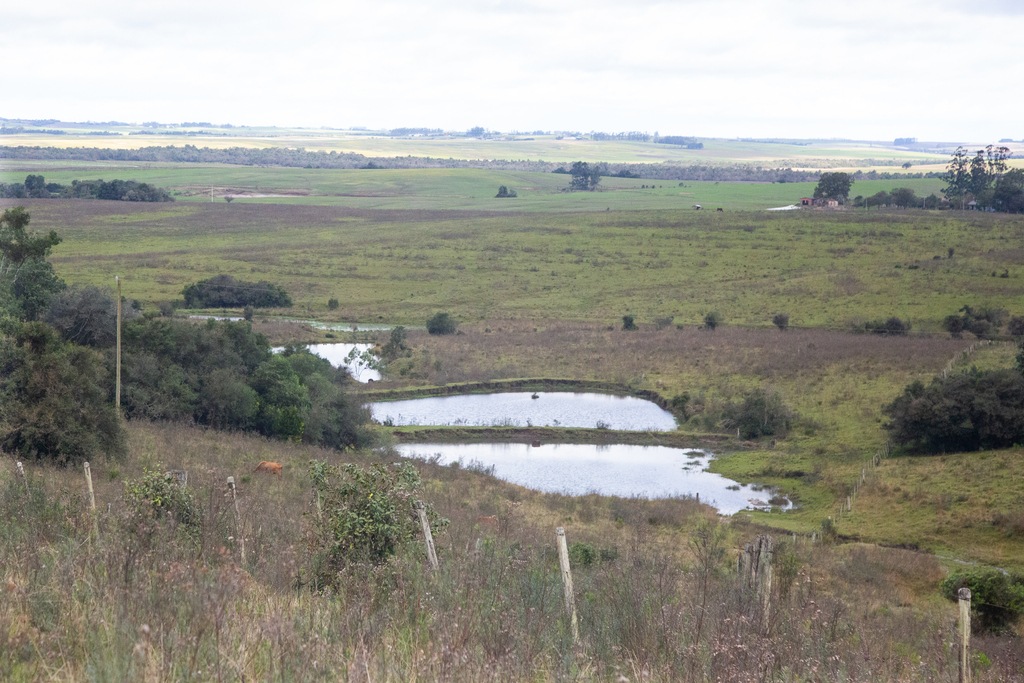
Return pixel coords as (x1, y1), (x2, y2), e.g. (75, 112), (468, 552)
(569, 161), (601, 192)
(621, 315), (637, 331)
(23, 175), (49, 198)
(0, 322), (126, 464)
(943, 146), (971, 209)
(812, 172), (852, 203)
(993, 169), (1024, 213)
(703, 311), (720, 330)
(772, 313), (789, 331)
(0, 208), (62, 283)
(495, 185), (517, 198)
(890, 187), (919, 208)
(45, 285), (126, 347)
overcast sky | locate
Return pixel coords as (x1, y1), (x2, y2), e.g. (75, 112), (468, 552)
(4, 0), (1021, 141)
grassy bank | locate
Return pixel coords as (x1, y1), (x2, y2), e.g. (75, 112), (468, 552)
(4, 421), (1021, 682)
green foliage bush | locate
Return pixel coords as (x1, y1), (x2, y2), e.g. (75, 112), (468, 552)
(302, 461), (447, 590)
(772, 313), (789, 331)
(327, 298), (339, 310)
(568, 541), (597, 566)
(181, 274), (292, 309)
(722, 388), (793, 439)
(124, 469), (198, 527)
(941, 567), (1024, 633)
(621, 315), (637, 331)
(117, 318), (371, 448)
(426, 312), (458, 335)
(703, 311), (720, 330)
(0, 322), (125, 464)
(884, 368), (1024, 453)
(860, 316), (910, 336)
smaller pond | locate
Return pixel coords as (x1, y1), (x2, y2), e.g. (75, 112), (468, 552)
(369, 392), (677, 431)
(396, 443), (791, 515)
(272, 343), (381, 382)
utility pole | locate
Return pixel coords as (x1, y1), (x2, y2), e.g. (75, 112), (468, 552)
(115, 276), (122, 411)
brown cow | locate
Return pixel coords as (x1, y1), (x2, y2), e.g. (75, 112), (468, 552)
(253, 461), (282, 477)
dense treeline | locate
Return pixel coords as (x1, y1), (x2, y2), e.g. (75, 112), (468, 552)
(0, 208), (369, 464)
(114, 318), (370, 447)
(0, 175), (173, 202)
(181, 274), (292, 309)
(0, 145), (830, 181)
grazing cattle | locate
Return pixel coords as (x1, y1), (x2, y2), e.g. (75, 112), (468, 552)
(717, 207), (723, 212)
(253, 461), (282, 477)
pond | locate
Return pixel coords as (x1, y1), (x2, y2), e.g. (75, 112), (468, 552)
(369, 392), (677, 431)
(272, 343), (381, 382)
(396, 443), (791, 514)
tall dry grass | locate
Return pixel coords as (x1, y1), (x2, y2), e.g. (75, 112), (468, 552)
(2, 422), (1022, 681)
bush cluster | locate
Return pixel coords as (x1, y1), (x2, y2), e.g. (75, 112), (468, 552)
(426, 312), (458, 335)
(941, 567), (1024, 633)
(181, 274), (292, 309)
(116, 318), (372, 449)
(884, 368), (1024, 453)
(721, 388), (794, 439)
(943, 305), (1012, 339)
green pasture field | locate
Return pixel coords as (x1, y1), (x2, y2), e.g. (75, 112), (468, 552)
(1, 130), (958, 166)
(1, 164), (947, 212)
(8, 196), (1019, 330)
(2, 177), (1022, 567)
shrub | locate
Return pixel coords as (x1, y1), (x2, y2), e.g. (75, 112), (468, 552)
(621, 315), (637, 331)
(302, 461), (447, 589)
(862, 316), (910, 336)
(703, 311), (720, 330)
(772, 313), (789, 331)
(181, 274), (291, 309)
(426, 312), (458, 335)
(123, 468), (198, 528)
(495, 185), (517, 198)
(883, 369), (1024, 453)
(943, 314), (966, 339)
(243, 305), (253, 321)
(670, 393), (691, 418)
(1006, 316), (1024, 339)
(0, 322), (126, 465)
(568, 542), (597, 566)
(941, 567), (1024, 633)
(327, 298), (339, 310)
(381, 326), (407, 360)
(722, 388), (793, 439)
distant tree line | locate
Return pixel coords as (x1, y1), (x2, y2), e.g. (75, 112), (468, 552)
(0, 175), (172, 202)
(1, 145), (951, 184)
(181, 274), (292, 309)
(389, 128), (443, 136)
(654, 136), (703, 149)
(893, 137), (917, 146)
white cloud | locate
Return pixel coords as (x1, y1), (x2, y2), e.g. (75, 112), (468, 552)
(3, 0), (1021, 140)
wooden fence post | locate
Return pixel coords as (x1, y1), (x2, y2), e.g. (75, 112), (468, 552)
(415, 501), (439, 571)
(84, 462), (99, 539)
(959, 587), (971, 683)
(556, 527), (580, 645)
(758, 535), (774, 633)
(16, 461), (29, 499)
(227, 477), (246, 567)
